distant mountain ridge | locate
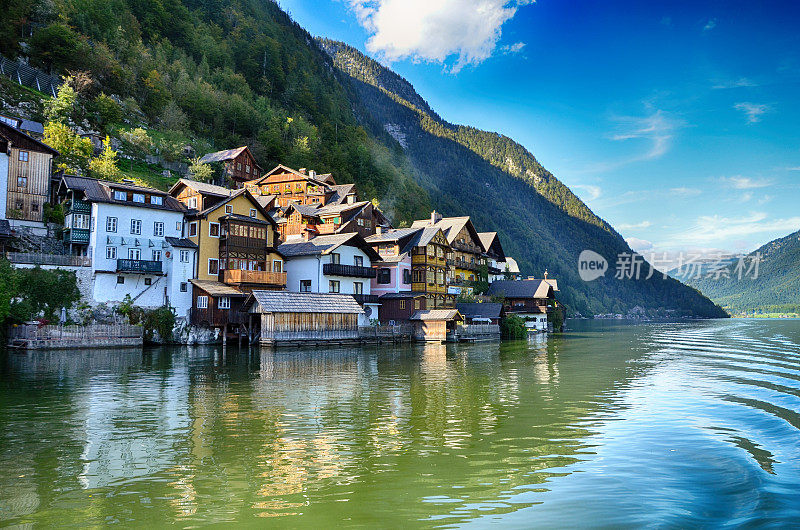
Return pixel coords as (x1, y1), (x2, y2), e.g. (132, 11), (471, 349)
(317, 38), (725, 318)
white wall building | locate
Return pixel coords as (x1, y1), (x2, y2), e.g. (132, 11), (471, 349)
(279, 233), (382, 325)
(58, 176), (197, 319)
(0, 148), (8, 221)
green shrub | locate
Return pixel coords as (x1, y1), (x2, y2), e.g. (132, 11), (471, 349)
(501, 315), (527, 339)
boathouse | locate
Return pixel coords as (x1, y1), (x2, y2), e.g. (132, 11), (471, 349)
(409, 309), (462, 342)
(242, 290), (364, 346)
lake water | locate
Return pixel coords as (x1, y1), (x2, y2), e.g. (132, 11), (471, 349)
(1, 319), (800, 527)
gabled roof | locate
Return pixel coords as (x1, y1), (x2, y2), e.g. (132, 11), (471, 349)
(366, 227), (421, 244)
(455, 303), (503, 319)
(0, 120), (58, 156)
(409, 309), (463, 321)
(487, 280), (555, 299)
(168, 178), (232, 198)
(165, 237), (198, 249)
(254, 194), (277, 210)
(326, 183), (357, 205)
(410, 216), (485, 251)
(252, 164), (330, 186)
(243, 291), (364, 314)
(478, 232), (505, 261)
(278, 233), (381, 261)
(402, 227), (444, 253)
(316, 200), (370, 217)
(198, 146), (260, 169)
(191, 188), (277, 226)
(58, 175), (185, 213)
(190, 279), (246, 297)
(379, 292), (426, 300)
(284, 202), (323, 218)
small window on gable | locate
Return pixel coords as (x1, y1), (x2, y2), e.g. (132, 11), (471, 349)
(225, 204), (233, 214)
(117, 276), (125, 284)
(249, 208), (256, 218)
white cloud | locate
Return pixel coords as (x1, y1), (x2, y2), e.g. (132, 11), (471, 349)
(712, 77), (757, 89)
(671, 212), (800, 245)
(757, 195), (773, 205)
(740, 192), (753, 202)
(722, 176), (773, 189)
(703, 18), (717, 31)
(501, 41), (526, 54)
(670, 187), (702, 197)
(734, 102), (770, 123)
(626, 237), (654, 252)
(785, 166), (800, 171)
(347, 0), (534, 73)
(618, 220), (652, 230)
(572, 184), (602, 201)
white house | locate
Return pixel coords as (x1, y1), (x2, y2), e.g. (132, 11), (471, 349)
(57, 176), (197, 319)
(0, 144), (8, 221)
(278, 233), (382, 325)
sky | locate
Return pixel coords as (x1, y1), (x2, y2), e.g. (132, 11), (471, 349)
(279, 0), (800, 257)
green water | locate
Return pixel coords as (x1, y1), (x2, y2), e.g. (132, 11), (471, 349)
(2, 319), (800, 527)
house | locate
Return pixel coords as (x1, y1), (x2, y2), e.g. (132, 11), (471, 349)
(244, 164), (334, 208)
(0, 114), (45, 138)
(181, 187), (286, 335)
(411, 212), (487, 292)
(242, 290), (364, 346)
(56, 175), (197, 319)
(366, 227), (419, 298)
(478, 232), (509, 282)
(0, 119), (59, 234)
(409, 309), (463, 342)
(278, 233), (381, 325)
(487, 279), (559, 332)
(456, 303), (504, 325)
(198, 146), (262, 186)
(504, 257), (522, 280)
(277, 200), (388, 240)
(168, 178), (234, 212)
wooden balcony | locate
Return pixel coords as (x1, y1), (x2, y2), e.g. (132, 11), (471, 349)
(323, 263), (377, 278)
(117, 259), (162, 274)
(223, 269), (287, 287)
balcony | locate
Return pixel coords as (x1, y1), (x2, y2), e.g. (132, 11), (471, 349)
(117, 259), (162, 274)
(352, 293), (379, 305)
(63, 228), (90, 244)
(191, 307), (245, 327)
(323, 263), (377, 278)
(66, 199), (91, 214)
(223, 269), (287, 287)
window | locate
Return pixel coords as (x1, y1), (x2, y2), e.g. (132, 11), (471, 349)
(188, 222), (198, 237)
(18, 151), (28, 162)
(208, 258), (219, 275)
(330, 253), (340, 264)
(249, 208), (257, 218)
(150, 195), (163, 206)
(237, 162), (242, 170)
(300, 280), (312, 292)
(152, 250), (162, 261)
(354, 282), (363, 295)
(329, 280), (340, 293)
(180, 282), (188, 292)
(272, 260), (282, 273)
(403, 269), (412, 285)
(16, 176), (27, 188)
(73, 214), (90, 229)
(130, 219), (141, 235)
(400, 300), (406, 310)
(106, 246), (117, 260)
(354, 256), (363, 267)
(144, 278), (152, 286)
(209, 223), (220, 237)
(225, 205), (233, 214)
(414, 299), (421, 310)
(218, 297), (231, 310)
(106, 217), (118, 233)
(117, 276), (125, 284)
(176, 221), (182, 232)
(114, 190), (127, 201)
(128, 248), (141, 260)
(133, 193), (145, 203)
(377, 268), (391, 284)
(197, 296), (208, 309)
(246, 164), (251, 173)
(180, 250), (190, 263)
(187, 197), (197, 209)
(153, 222), (164, 237)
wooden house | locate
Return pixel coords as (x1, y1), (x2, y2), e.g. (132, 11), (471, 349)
(377, 292), (426, 324)
(411, 212), (487, 288)
(168, 179), (234, 212)
(409, 309), (462, 342)
(487, 279), (559, 332)
(455, 303), (504, 325)
(478, 232), (508, 282)
(198, 146), (261, 186)
(244, 164), (334, 208)
(242, 290), (365, 346)
(0, 120), (58, 230)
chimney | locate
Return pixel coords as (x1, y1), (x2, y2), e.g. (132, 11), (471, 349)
(431, 210), (442, 224)
(376, 225), (383, 235)
(309, 170), (316, 179)
(544, 269), (549, 280)
(298, 168), (307, 175)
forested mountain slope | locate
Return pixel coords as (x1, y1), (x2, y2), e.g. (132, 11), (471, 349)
(0, 0), (725, 317)
(680, 230), (800, 315)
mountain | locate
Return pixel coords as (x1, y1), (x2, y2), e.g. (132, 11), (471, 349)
(678, 230), (800, 315)
(318, 39), (726, 318)
(0, 0), (726, 318)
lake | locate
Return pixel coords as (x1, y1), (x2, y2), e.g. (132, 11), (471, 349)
(1, 319), (799, 527)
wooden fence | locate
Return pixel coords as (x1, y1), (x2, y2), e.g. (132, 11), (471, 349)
(358, 324), (413, 340)
(448, 324), (500, 342)
(0, 55), (61, 96)
(8, 324), (143, 350)
(6, 252), (92, 267)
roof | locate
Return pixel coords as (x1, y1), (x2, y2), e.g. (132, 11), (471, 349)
(478, 232), (505, 261)
(285, 202), (323, 217)
(402, 227), (443, 253)
(243, 291), (364, 314)
(366, 227), (421, 244)
(168, 178), (232, 198)
(198, 146), (260, 169)
(543, 278), (559, 291)
(0, 120), (59, 156)
(254, 194), (277, 210)
(190, 189), (276, 226)
(278, 233), (381, 261)
(165, 237), (198, 249)
(58, 175), (186, 213)
(327, 183), (357, 205)
(220, 213), (273, 226)
(505, 257), (520, 274)
(378, 292), (426, 300)
(189, 279), (246, 297)
(316, 200), (370, 217)
(487, 280), (555, 299)
(410, 215), (484, 251)
(456, 303), (503, 319)
(409, 309), (463, 321)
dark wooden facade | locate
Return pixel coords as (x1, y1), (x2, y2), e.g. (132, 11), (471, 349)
(378, 294), (426, 324)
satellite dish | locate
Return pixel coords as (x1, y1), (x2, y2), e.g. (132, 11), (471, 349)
(364, 305), (372, 317)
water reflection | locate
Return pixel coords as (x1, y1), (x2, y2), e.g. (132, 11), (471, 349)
(1, 320), (800, 526)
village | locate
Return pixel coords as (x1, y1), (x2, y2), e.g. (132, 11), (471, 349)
(0, 117), (561, 348)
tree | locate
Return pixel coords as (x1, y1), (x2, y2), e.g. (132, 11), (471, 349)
(188, 157), (213, 182)
(501, 315), (527, 339)
(28, 23), (86, 73)
(43, 122), (93, 173)
(89, 136), (121, 180)
(92, 92), (122, 130)
(9, 266), (81, 323)
(44, 81), (77, 124)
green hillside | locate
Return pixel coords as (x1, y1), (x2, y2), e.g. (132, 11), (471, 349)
(680, 230), (800, 315)
(0, 0), (726, 318)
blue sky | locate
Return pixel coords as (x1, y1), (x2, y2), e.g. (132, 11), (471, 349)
(279, 0), (800, 256)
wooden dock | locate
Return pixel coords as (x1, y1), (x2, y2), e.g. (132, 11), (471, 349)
(7, 324), (143, 350)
